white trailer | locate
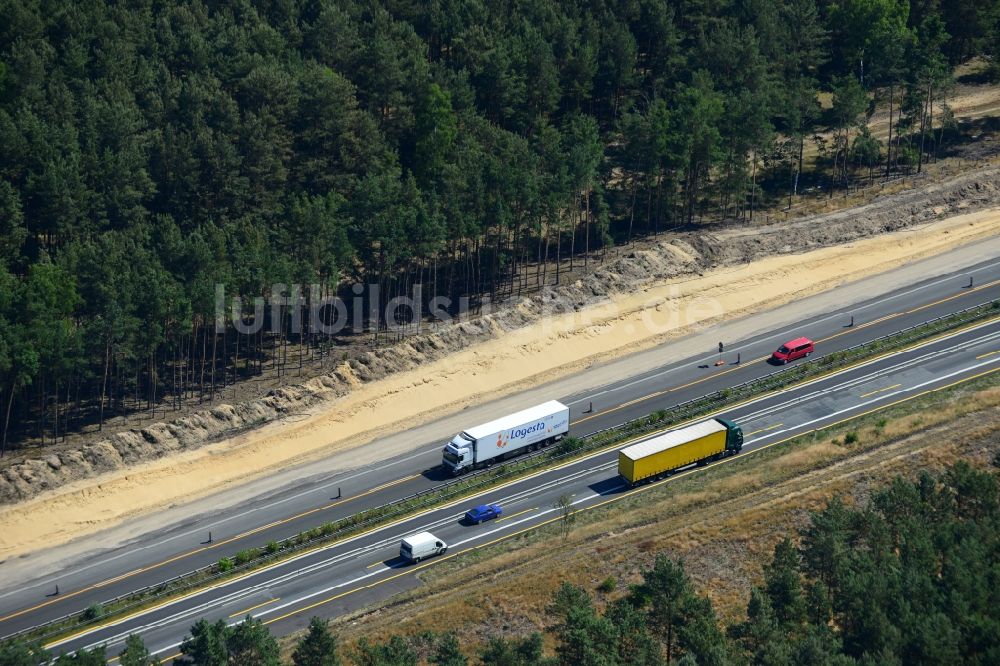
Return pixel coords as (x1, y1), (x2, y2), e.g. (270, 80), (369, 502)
(441, 400), (570, 474)
(399, 531), (448, 563)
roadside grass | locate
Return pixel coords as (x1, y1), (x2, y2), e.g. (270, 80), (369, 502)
(10, 303), (1000, 649)
(324, 370), (1000, 652)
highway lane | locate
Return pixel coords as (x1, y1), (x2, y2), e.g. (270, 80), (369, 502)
(48, 315), (1000, 660)
(1, 256), (999, 637)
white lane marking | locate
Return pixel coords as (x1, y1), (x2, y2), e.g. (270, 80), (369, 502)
(47, 321), (1000, 651)
(734, 327), (1000, 425)
(746, 354), (1000, 443)
(3, 447), (444, 603)
(17, 264), (1000, 600)
(567, 262), (1000, 405)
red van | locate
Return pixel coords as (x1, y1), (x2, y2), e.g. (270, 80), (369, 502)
(771, 337), (814, 364)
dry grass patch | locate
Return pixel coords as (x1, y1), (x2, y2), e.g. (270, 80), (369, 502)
(309, 377), (1000, 654)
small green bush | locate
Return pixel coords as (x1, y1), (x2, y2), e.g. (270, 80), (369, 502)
(265, 540), (279, 554)
(234, 548), (256, 565)
(83, 603), (104, 621)
(218, 557), (233, 572)
(844, 432), (859, 445)
(597, 577), (617, 593)
(555, 436), (584, 456)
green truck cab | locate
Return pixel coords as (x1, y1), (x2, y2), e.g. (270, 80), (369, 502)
(618, 418), (743, 486)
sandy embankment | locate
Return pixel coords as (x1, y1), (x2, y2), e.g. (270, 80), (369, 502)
(2, 207), (1000, 559)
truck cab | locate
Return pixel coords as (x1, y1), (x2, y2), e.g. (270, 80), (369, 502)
(442, 433), (474, 474)
(717, 418), (743, 455)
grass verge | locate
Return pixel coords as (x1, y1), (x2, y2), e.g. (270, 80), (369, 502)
(7, 299), (1000, 648)
(325, 369), (1000, 652)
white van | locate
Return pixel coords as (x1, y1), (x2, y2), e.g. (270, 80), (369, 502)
(399, 532), (448, 563)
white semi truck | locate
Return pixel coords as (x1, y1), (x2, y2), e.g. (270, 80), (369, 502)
(441, 400), (570, 474)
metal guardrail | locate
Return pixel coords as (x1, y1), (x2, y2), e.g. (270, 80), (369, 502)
(6, 297), (1000, 646)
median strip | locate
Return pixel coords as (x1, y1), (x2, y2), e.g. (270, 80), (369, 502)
(5, 298), (1000, 650)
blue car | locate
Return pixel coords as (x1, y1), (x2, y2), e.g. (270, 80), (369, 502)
(465, 503), (502, 524)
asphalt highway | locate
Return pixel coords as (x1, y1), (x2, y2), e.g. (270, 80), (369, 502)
(48, 309), (1000, 660)
(1, 254), (999, 646)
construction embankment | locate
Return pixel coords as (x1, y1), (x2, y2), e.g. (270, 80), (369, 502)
(2, 166), (1000, 559)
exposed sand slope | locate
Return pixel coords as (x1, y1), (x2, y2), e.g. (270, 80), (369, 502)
(2, 205), (999, 560)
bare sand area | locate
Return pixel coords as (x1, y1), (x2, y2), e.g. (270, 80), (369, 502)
(2, 205), (999, 560)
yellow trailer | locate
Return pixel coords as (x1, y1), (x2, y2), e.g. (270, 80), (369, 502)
(618, 418), (743, 486)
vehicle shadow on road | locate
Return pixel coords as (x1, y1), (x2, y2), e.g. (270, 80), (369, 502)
(588, 477), (629, 496)
(421, 466), (453, 482)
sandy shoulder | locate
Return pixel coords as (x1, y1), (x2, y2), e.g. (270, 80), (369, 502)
(2, 208), (1000, 559)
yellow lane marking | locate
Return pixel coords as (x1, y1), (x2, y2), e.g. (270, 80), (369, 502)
(249, 365), (1000, 631)
(20, 282), (998, 628)
(228, 598), (280, 618)
(494, 508), (536, 523)
(575, 283), (998, 426)
(904, 278), (1000, 316)
(976, 350), (1000, 360)
(57, 317), (1000, 654)
(264, 368), (1000, 624)
(106, 363), (1000, 665)
(746, 423), (783, 436)
(860, 383), (902, 398)
(4, 474), (419, 625)
(574, 357), (765, 425)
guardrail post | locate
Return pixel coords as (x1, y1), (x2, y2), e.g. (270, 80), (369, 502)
(14, 300), (991, 647)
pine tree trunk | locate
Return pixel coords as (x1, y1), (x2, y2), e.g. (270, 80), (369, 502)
(627, 181), (637, 244)
(541, 223), (550, 286)
(554, 216), (561, 286)
(885, 83), (894, 179)
(199, 322), (207, 402)
(1, 386), (14, 457)
(210, 327), (217, 401)
(918, 79), (931, 173)
(99, 340), (110, 431)
(569, 197), (577, 271)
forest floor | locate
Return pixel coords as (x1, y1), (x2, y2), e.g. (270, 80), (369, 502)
(312, 372), (1000, 655)
(2, 177), (1000, 560)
